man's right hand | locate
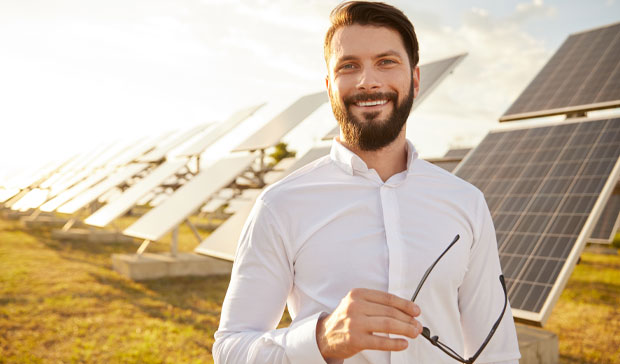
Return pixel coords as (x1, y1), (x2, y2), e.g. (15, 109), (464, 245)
(315, 288), (422, 361)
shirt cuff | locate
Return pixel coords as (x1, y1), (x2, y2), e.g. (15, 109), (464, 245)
(285, 311), (330, 364)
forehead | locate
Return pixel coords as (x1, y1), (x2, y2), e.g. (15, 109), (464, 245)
(329, 24), (407, 63)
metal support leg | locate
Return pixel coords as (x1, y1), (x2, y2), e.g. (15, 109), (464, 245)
(185, 219), (202, 244)
(258, 149), (266, 187)
(137, 239), (151, 255)
(61, 218), (76, 232)
(171, 227), (178, 257)
(28, 209), (42, 220)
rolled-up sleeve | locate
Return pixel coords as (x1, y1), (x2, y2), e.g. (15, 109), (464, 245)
(213, 199), (327, 364)
(457, 192), (521, 364)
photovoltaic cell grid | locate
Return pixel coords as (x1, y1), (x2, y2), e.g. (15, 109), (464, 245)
(454, 117), (620, 323)
(501, 22), (620, 122)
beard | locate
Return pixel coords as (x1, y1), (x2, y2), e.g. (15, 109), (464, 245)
(330, 80), (414, 151)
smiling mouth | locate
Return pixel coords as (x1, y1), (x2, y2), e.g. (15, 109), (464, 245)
(355, 99), (389, 107)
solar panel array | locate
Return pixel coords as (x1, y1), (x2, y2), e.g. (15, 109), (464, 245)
(454, 117), (620, 324)
(501, 22), (620, 122)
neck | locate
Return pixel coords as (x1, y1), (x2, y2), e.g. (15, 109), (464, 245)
(339, 128), (408, 182)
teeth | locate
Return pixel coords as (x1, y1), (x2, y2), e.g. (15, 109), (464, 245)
(357, 100), (387, 107)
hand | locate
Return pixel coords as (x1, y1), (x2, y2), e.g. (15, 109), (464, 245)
(316, 288), (422, 361)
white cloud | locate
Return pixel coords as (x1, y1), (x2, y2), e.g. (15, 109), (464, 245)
(513, 0), (557, 22)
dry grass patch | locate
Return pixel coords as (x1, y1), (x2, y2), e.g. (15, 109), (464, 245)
(0, 215), (615, 363)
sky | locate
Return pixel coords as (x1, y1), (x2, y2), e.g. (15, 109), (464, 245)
(0, 0), (619, 177)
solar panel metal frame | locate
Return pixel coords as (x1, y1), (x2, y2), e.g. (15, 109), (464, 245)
(322, 53), (467, 140)
(588, 181), (620, 243)
(501, 22), (620, 122)
(175, 104), (264, 157)
(123, 153), (258, 241)
(233, 91), (329, 152)
(137, 124), (211, 163)
(453, 115), (620, 325)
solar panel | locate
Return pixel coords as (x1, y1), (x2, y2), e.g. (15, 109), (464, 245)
(105, 132), (171, 168)
(194, 200), (253, 261)
(39, 168), (112, 212)
(0, 188), (19, 203)
(84, 160), (188, 227)
(175, 104), (264, 157)
(454, 116), (620, 324)
(57, 163), (149, 214)
(426, 148), (472, 173)
(443, 148), (471, 159)
(323, 53), (467, 140)
(195, 145), (332, 261)
(589, 181), (620, 243)
(138, 124), (210, 163)
(501, 22), (620, 122)
(123, 153), (257, 241)
(11, 144), (112, 211)
(233, 91), (328, 152)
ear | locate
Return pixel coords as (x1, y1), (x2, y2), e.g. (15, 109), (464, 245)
(412, 66), (420, 99)
(325, 75), (332, 98)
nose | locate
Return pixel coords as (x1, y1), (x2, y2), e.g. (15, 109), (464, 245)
(356, 66), (381, 91)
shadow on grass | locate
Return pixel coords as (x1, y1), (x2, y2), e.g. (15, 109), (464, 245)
(563, 280), (620, 306)
(578, 258), (620, 270)
(87, 271), (231, 334)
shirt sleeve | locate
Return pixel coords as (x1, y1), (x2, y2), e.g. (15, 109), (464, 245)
(457, 192), (521, 364)
(213, 198), (328, 364)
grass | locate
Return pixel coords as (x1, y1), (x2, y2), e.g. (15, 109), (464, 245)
(0, 213), (617, 363)
(545, 250), (620, 363)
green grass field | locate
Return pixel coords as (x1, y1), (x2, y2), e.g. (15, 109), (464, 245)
(0, 214), (618, 363)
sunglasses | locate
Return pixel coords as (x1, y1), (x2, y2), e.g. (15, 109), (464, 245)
(410, 234), (508, 364)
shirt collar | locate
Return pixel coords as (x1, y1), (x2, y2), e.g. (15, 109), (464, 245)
(329, 138), (419, 177)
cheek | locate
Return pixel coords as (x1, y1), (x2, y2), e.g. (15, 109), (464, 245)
(332, 75), (356, 96)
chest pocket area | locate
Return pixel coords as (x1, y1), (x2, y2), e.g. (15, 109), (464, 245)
(405, 233), (470, 302)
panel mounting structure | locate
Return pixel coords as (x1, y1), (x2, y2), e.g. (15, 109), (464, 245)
(501, 22), (620, 122)
(454, 116), (620, 325)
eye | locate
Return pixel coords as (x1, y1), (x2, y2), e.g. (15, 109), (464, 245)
(379, 59), (397, 66)
(340, 63), (356, 70)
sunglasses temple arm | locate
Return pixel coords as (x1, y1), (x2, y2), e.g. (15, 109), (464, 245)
(420, 328), (468, 363)
(411, 234), (460, 302)
(467, 275), (509, 364)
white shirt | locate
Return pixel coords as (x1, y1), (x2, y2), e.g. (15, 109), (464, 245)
(214, 139), (521, 364)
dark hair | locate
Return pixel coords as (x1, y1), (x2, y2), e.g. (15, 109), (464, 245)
(324, 1), (419, 69)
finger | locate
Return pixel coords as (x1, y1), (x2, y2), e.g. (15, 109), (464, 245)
(363, 316), (422, 338)
(353, 289), (420, 317)
(358, 334), (409, 352)
(363, 301), (417, 324)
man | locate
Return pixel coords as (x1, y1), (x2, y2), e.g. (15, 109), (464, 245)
(213, 2), (521, 363)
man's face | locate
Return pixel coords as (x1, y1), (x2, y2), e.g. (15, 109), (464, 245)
(326, 24), (419, 151)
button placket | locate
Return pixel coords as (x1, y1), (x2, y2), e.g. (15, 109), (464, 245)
(381, 185), (409, 364)
(380, 185), (404, 296)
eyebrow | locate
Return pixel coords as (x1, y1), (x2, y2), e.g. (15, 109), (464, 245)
(336, 50), (404, 64)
